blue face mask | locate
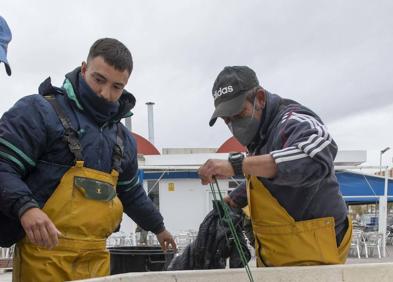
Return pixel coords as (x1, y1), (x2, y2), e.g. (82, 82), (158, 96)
(227, 97), (261, 146)
(78, 75), (120, 125)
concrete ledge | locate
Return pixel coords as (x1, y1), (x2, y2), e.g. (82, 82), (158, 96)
(77, 262), (393, 282)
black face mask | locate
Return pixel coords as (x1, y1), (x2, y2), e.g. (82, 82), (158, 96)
(227, 97), (261, 146)
(78, 75), (120, 125)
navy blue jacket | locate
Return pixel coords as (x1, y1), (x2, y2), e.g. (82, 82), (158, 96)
(0, 68), (164, 246)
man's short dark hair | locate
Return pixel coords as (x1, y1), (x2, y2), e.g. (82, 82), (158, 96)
(87, 38), (133, 75)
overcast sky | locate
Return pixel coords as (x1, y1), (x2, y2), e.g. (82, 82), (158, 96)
(1, 0), (393, 167)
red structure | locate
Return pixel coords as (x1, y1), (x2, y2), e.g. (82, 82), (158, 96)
(216, 137), (247, 153)
(131, 132), (160, 155)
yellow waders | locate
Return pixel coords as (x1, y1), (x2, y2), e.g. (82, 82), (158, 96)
(247, 176), (352, 267)
(13, 93), (125, 281)
(13, 161), (123, 281)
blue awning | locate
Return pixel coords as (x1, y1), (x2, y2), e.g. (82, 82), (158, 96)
(336, 171), (393, 204)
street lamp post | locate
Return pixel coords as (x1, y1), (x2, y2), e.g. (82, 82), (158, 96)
(379, 147), (390, 174)
(377, 148), (390, 258)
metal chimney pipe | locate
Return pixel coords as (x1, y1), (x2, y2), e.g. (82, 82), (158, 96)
(125, 116), (132, 132)
(145, 102), (155, 144)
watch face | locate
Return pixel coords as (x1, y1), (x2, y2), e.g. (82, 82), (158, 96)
(230, 153), (243, 160)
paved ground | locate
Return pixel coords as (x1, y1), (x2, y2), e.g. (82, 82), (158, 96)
(0, 270), (11, 282)
(346, 244), (393, 264)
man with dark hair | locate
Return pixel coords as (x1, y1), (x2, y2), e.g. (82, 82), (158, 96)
(0, 38), (176, 281)
(198, 66), (352, 267)
(0, 15), (12, 76)
(87, 38), (133, 74)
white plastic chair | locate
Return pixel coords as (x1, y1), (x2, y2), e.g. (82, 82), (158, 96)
(363, 232), (383, 259)
(350, 229), (364, 258)
(386, 231), (393, 245)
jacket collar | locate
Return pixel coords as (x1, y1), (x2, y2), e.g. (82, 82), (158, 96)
(247, 91), (283, 152)
(63, 67), (136, 123)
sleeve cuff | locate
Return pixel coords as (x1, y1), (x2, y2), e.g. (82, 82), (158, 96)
(151, 224), (165, 235)
(17, 199), (40, 218)
(229, 184), (248, 208)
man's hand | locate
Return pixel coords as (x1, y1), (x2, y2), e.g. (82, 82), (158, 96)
(20, 208), (62, 249)
(224, 195), (238, 209)
(198, 159), (234, 185)
(156, 229), (177, 252)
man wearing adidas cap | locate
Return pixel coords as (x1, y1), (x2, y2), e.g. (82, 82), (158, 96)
(0, 15), (12, 76)
(198, 66), (351, 266)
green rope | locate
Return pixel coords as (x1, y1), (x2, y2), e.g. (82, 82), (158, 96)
(209, 178), (254, 282)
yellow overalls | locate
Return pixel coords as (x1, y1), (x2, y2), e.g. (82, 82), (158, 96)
(13, 96), (124, 281)
(247, 175), (352, 267)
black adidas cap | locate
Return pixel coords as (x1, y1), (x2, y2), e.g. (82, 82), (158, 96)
(209, 66), (259, 126)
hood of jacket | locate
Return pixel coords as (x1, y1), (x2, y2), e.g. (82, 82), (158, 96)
(247, 91), (301, 152)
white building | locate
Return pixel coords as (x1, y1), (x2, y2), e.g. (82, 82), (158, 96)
(120, 133), (367, 237)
